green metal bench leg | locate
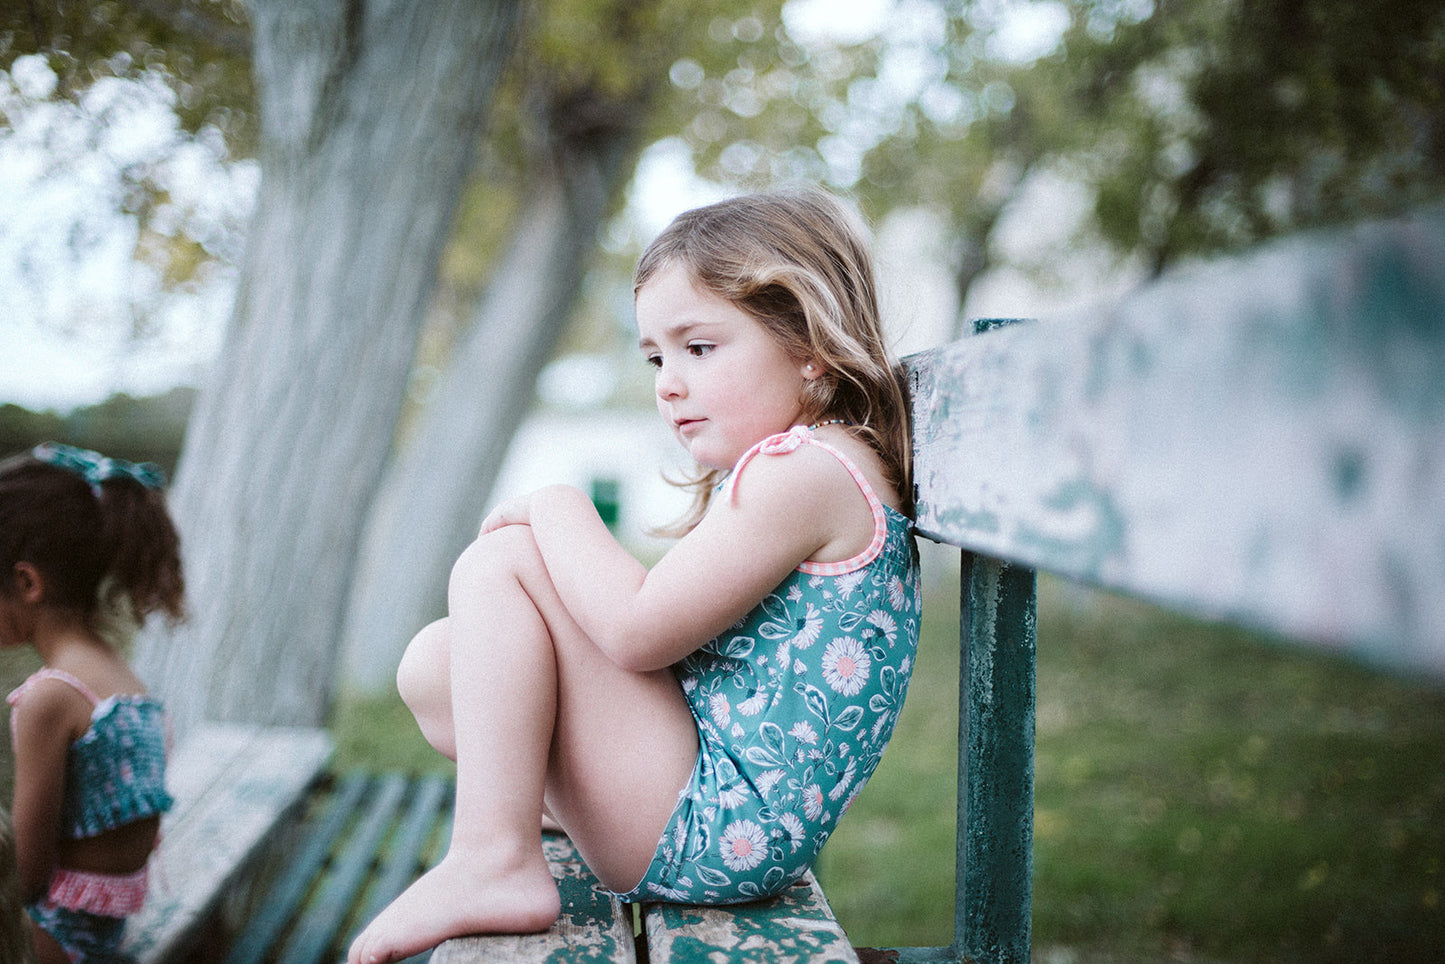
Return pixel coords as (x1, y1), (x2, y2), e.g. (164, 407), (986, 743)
(957, 552), (1036, 964)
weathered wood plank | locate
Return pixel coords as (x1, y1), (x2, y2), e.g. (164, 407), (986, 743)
(123, 723), (333, 964)
(643, 872), (858, 964)
(432, 832), (636, 964)
(908, 205), (1445, 677)
(953, 554), (1035, 964)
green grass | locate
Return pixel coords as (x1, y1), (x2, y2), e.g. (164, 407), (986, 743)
(819, 574), (1445, 963)
(330, 685), (457, 777)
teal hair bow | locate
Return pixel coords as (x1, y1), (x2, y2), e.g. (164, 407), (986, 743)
(32, 442), (167, 491)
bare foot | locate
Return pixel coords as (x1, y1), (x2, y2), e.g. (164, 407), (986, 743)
(346, 849), (560, 964)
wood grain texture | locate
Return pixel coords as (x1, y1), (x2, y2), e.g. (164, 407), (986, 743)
(909, 206), (1445, 677)
(123, 723), (333, 963)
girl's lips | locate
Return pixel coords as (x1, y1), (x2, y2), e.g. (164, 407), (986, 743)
(675, 417), (704, 434)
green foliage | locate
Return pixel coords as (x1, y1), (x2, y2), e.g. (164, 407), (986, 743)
(0, 0), (255, 149)
(9, 0), (1444, 338)
(0, 388), (193, 476)
(652, 0), (1445, 298)
(1063, 0), (1445, 269)
(330, 688), (457, 777)
(2, 4), (257, 355)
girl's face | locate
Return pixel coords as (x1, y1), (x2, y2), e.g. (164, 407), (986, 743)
(637, 262), (817, 470)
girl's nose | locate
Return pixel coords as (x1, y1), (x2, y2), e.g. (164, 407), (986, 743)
(656, 367), (685, 400)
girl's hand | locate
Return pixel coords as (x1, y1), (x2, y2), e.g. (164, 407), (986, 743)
(481, 485), (583, 534)
(480, 496), (531, 534)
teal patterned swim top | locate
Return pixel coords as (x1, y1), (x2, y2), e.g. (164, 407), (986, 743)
(615, 424), (923, 904)
(8, 668), (174, 839)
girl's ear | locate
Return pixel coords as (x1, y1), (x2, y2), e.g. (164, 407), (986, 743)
(10, 563), (45, 605)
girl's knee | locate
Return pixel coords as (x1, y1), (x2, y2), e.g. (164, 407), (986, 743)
(397, 620), (447, 711)
(397, 621), (456, 759)
(449, 526), (542, 592)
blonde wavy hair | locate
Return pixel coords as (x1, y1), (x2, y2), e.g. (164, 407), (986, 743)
(635, 188), (913, 534)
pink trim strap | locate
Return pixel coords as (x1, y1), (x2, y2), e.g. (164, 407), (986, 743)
(8, 668), (102, 739)
(7, 668), (102, 708)
(46, 865), (150, 917)
(727, 424), (889, 576)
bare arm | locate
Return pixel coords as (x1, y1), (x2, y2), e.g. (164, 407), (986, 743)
(482, 444), (861, 671)
(10, 685), (82, 898)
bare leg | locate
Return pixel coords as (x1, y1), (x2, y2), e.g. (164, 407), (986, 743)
(396, 619), (457, 760)
(397, 620), (562, 832)
(347, 527), (697, 963)
(348, 533), (562, 963)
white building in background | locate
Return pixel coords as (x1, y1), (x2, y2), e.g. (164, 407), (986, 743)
(489, 408), (694, 556)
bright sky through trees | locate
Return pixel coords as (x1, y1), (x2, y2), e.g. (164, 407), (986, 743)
(0, 0), (1071, 411)
(1, 54), (255, 410)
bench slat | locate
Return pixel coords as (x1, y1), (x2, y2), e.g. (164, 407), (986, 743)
(221, 772), (371, 964)
(356, 771), (454, 930)
(275, 773), (409, 964)
(642, 872), (858, 964)
(432, 832), (636, 964)
(908, 207), (1445, 677)
(123, 724), (333, 964)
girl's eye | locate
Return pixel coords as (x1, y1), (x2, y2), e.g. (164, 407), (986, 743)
(687, 343), (714, 358)
(645, 354), (663, 369)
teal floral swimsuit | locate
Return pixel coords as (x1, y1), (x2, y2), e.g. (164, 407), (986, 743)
(615, 425), (922, 904)
(9, 668), (173, 963)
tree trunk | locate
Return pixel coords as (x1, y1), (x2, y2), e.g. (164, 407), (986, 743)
(340, 90), (647, 691)
(134, 0), (524, 732)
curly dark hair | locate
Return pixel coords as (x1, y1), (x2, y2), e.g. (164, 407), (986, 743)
(0, 449), (185, 627)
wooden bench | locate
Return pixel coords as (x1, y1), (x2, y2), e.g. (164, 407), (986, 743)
(120, 722), (333, 964)
(220, 769), (857, 964)
(235, 207), (1444, 962)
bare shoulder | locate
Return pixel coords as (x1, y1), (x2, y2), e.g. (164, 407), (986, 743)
(10, 676), (90, 740)
(812, 427), (904, 512)
(722, 430), (895, 569)
(726, 441), (830, 514)
(61, 644), (150, 701)
(730, 430), (899, 510)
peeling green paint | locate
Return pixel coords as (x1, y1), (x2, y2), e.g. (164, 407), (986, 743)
(920, 501), (1002, 538)
(1012, 478), (1127, 580)
(643, 875), (858, 962)
(958, 554), (1035, 964)
(972, 317), (1032, 335)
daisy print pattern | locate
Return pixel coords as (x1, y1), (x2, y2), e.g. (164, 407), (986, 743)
(611, 428), (923, 906)
(790, 603), (824, 649)
(821, 637), (870, 696)
(720, 820), (769, 872)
